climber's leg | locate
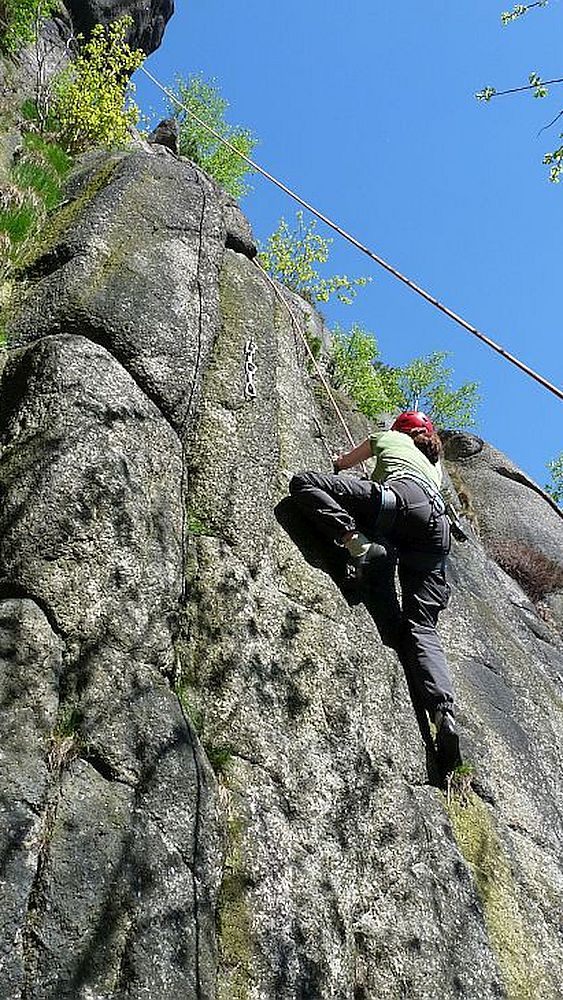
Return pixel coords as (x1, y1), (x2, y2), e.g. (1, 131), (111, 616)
(398, 556), (461, 770)
(289, 471), (382, 544)
(398, 556), (454, 711)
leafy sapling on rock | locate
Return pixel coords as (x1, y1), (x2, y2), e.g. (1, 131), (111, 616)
(259, 210), (371, 306)
(50, 16), (144, 153)
(165, 73), (258, 199)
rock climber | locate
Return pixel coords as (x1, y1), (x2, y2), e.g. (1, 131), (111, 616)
(289, 411), (461, 772)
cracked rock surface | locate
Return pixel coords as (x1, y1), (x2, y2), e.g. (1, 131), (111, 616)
(0, 148), (562, 1000)
(0, 152), (226, 999)
(186, 250), (563, 999)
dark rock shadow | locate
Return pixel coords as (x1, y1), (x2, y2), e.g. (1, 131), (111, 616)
(275, 498), (441, 787)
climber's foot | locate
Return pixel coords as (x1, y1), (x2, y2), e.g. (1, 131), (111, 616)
(349, 542), (390, 586)
(435, 707), (462, 774)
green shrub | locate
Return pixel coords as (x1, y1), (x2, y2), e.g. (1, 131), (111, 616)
(0, 0), (57, 54)
(51, 17), (144, 153)
(259, 211), (370, 305)
(1, 18), (139, 274)
(166, 73), (258, 199)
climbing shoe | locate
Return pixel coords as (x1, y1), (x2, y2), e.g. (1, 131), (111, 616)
(348, 541), (390, 586)
(435, 708), (462, 773)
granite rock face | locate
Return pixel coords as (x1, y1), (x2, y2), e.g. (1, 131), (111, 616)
(443, 431), (563, 562)
(0, 151), (229, 999)
(0, 148), (562, 1000)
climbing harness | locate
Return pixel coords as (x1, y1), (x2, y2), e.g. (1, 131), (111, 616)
(141, 66), (562, 403)
(387, 471), (462, 549)
(244, 338), (257, 400)
(387, 471), (447, 516)
(386, 470), (469, 541)
(375, 486), (398, 535)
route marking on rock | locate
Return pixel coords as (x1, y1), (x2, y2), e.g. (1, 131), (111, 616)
(244, 338), (257, 400)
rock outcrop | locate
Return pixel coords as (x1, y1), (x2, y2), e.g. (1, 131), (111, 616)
(65, 0), (174, 54)
(443, 431), (563, 561)
(0, 146), (562, 1000)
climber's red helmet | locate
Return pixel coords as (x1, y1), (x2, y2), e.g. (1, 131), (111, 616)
(391, 411), (435, 435)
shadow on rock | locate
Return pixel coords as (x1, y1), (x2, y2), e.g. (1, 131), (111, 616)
(275, 497), (441, 787)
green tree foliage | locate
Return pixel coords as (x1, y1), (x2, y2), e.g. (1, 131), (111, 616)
(330, 325), (480, 430)
(0, 0), (56, 54)
(395, 350), (481, 429)
(259, 211), (371, 306)
(545, 453), (563, 505)
(166, 74), (258, 199)
(51, 17), (144, 153)
(330, 324), (403, 417)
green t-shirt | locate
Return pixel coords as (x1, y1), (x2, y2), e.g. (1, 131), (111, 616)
(369, 430), (442, 491)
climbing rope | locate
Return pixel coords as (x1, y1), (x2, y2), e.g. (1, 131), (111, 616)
(140, 65), (562, 404)
(255, 260), (356, 447)
(255, 260), (370, 474)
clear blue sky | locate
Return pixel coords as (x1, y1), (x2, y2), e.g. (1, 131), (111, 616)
(135, 0), (563, 488)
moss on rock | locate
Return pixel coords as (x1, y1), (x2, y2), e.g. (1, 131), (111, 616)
(447, 792), (546, 1000)
(17, 155), (122, 275)
(216, 811), (252, 1000)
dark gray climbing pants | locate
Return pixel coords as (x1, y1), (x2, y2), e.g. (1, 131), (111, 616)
(289, 471), (455, 715)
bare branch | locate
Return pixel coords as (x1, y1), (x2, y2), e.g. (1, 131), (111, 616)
(537, 109), (563, 136)
(476, 75), (563, 101)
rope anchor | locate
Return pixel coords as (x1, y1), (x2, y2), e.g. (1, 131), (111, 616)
(244, 338), (257, 400)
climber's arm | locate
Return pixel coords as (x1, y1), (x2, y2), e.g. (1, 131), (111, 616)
(334, 439), (372, 472)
